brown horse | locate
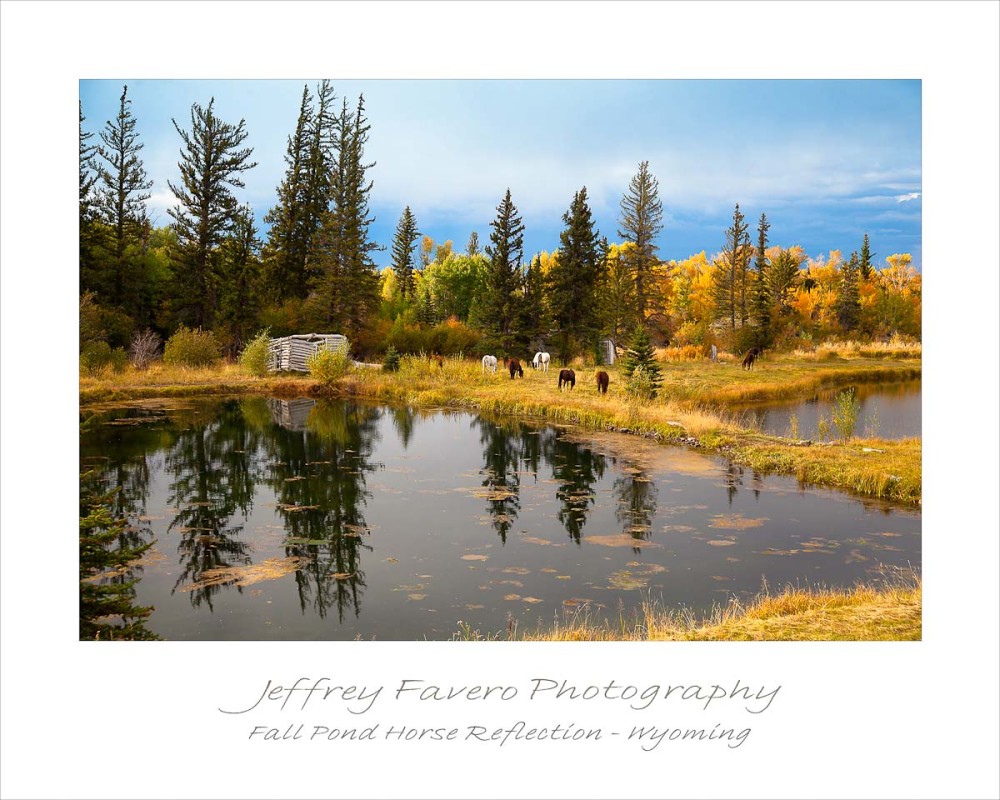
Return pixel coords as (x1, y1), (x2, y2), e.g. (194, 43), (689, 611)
(742, 347), (761, 370)
(558, 368), (576, 390)
(507, 358), (524, 379)
(595, 370), (609, 394)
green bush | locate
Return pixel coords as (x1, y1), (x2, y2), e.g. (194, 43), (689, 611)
(624, 364), (657, 402)
(239, 329), (271, 377)
(81, 341), (113, 376)
(163, 326), (221, 367)
(307, 346), (351, 386)
(382, 345), (401, 372)
(109, 347), (129, 374)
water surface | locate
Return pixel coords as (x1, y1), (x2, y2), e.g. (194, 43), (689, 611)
(81, 397), (921, 640)
(726, 380), (921, 440)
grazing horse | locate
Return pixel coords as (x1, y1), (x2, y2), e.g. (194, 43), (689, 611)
(558, 368), (576, 390)
(595, 370), (609, 394)
(742, 347), (761, 371)
(481, 354), (498, 374)
(507, 358), (524, 379)
(532, 351), (551, 372)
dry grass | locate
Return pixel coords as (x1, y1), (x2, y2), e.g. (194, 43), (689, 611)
(794, 336), (922, 361)
(513, 571), (921, 642)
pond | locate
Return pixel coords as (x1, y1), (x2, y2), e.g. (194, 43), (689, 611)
(725, 380), (921, 440)
(80, 397), (921, 640)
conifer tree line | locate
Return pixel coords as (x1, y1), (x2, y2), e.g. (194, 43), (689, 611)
(80, 83), (921, 365)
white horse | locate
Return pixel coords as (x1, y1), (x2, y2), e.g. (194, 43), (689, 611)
(532, 351), (550, 372)
(481, 354), (498, 374)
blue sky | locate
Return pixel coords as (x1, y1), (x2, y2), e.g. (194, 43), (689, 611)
(79, 79), (922, 270)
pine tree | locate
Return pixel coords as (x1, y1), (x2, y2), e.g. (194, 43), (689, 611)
(310, 95), (381, 338)
(618, 161), (663, 320)
(466, 230), (480, 256)
(548, 186), (601, 363)
(517, 255), (547, 353)
(713, 203), (751, 331)
(217, 204), (262, 350)
(750, 212), (772, 347)
(482, 189), (525, 353)
(80, 101), (101, 295)
(168, 99), (258, 328)
(95, 84), (154, 310)
(836, 251), (862, 332)
(390, 206), (419, 300)
(261, 84), (315, 299)
(859, 232), (875, 281)
(769, 248), (801, 313)
(621, 325), (663, 397)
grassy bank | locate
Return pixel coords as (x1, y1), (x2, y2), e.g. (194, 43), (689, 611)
(80, 352), (921, 504)
(459, 575), (922, 641)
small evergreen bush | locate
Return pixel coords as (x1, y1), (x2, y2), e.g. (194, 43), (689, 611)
(382, 345), (401, 372)
(163, 326), (221, 367)
(621, 326), (662, 398)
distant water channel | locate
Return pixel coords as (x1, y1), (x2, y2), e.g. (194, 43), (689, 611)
(726, 380), (921, 440)
(81, 397), (921, 640)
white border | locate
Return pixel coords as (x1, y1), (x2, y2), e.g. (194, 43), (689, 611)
(2, 2), (998, 799)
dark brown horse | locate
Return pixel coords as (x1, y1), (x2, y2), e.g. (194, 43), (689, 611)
(558, 368), (576, 390)
(507, 358), (524, 379)
(595, 370), (609, 394)
(742, 347), (761, 371)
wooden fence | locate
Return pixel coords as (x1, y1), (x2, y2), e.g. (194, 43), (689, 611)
(267, 334), (349, 373)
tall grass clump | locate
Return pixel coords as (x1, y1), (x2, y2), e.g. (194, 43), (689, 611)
(163, 326), (221, 367)
(307, 346), (352, 387)
(239, 329), (271, 377)
(832, 388), (861, 442)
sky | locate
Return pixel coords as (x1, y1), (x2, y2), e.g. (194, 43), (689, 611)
(79, 79), (922, 270)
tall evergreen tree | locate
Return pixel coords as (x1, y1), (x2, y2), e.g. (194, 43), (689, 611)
(836, 251), (862, 332)
(859, 232), (875, 281)
(167, 99), (258, 328)
(95, 84), (154, 310)
(618, 161), (663, 320)
(769, 248), (801, 313)
(482, 189), (525, 353)
(261, 84), (315, 299)
(217, 204), (262, 350)
(750, 212), (772, 346)
(79, 101), (100, 294)
(517, 255), (547, 353)
(310, 95), (381, 338)
(548, 186), (601, 362)
(389, 206), (420, 300)
(466, 230), (480, 256)
(713, 203), (751, 331)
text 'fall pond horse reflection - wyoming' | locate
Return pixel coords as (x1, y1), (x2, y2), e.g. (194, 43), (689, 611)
(81, 397), (920, 640)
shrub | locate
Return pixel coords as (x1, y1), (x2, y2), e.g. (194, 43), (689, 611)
(163, 326), (221, 367)
(307, 346), (351, 387)
(109, 347), (129, 374)
(382, 345), (401, 372)
(832, 388), (861, 442)
(239, 329), (271, 377)
(625, 364), (657, 402)
(81, 340), (112, 376)
(621, 327), (662, 398)
(129, 329), (162, 370)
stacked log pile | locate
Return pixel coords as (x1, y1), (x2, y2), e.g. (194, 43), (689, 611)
(267, 334), (349, 373)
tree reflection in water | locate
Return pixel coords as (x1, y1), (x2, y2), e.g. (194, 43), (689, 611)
(263, 399), (383, 623)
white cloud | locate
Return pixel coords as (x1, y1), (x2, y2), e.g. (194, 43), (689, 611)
(895, 192), (921, 203)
